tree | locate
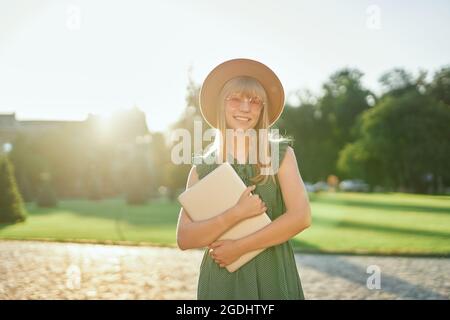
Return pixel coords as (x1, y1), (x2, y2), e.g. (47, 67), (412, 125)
(320, 68), (374, 147)
(124, 145), (152, 205)
(165, 72), (207, 196)
(428, 65), (450, 106)
(277, 97), (318, 183)
(148, 132), (170, 198)
(36, 172), (58, 207)
(9, 133), (45, 202)
(277, 69), (373, 182)
(0, 156), (27, 223)
(85, 162), (102, 201)
(163, 161), (191, 201)
(379, 68), (421, 98)
(338, 90), (450, 193)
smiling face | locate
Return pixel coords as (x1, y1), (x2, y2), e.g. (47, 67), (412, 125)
(214, 76), (272, 179)
(224, 93), (264, 130)
(219, 76), (268, 131)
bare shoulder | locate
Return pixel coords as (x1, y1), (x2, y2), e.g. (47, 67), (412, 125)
(278, 146), (300, 175)
(276, 145), (310, 215)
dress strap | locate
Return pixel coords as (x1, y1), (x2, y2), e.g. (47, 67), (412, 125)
(192, 152), (218, 180)
(277, 139), (294, 166)
(273, 139), (294, 184)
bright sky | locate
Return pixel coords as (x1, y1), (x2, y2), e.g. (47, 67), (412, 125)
(1, 0), (449, 132)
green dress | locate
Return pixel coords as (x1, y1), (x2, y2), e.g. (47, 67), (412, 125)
(194, 140), (305, 300)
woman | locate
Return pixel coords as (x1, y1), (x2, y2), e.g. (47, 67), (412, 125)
(176, 58), (312, 299)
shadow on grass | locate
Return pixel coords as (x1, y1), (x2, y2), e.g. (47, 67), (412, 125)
(314, 196), (450, 215)
(17, 197), (450, 241)
(290, 238), (323, 252)
(23, 198), (179, 227)
(0, 223), (12, 230)
(0, 219), (27, 230)
(314, 216), (450, 239)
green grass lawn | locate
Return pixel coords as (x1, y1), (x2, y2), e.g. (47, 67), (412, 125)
(1, 192), (449, 256)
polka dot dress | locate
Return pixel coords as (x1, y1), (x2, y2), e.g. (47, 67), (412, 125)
(193, 140), (305, 300)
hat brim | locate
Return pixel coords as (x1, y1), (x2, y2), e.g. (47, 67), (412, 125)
(199, 58), (285, 128)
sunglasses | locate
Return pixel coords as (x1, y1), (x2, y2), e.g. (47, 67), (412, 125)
(225, 95), (265, 110)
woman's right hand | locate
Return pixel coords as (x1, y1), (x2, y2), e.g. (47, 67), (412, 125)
(233, 185), (267, 219)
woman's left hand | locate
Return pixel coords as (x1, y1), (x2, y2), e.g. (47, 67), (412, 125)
(208, 239), (243, 268)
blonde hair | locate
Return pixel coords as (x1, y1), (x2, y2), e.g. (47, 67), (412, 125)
(208, 76), (282, 185)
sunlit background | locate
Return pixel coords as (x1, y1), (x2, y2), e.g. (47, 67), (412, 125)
(0, 1), (449, 300)
(1, 0), (449, 131)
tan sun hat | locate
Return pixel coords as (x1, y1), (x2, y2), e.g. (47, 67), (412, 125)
(199, 58), (285, 128)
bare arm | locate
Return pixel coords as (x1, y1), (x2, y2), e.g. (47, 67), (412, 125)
(176, 165), (243, 250)
(234, 146), (312, 253)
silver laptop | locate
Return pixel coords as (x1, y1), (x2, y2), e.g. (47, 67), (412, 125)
(177, 162), (272, 272)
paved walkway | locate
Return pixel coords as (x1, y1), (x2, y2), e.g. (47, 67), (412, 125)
(0, 240), (448, 299)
